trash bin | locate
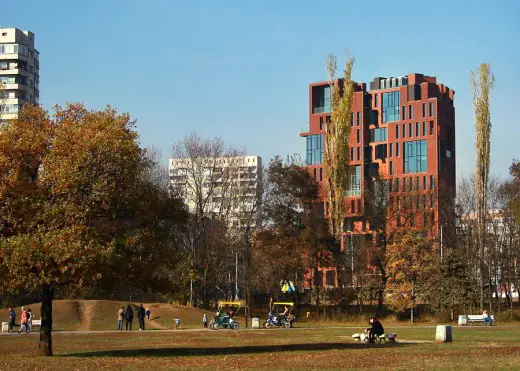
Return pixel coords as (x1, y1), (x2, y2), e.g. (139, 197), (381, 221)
(252, 318), (260, 328)
(458, 315), (468, 326)
(1, 322), (9, 333)
(435, 325), (453, 342)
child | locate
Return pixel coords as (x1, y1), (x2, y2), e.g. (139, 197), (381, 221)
(145, 307), (151, 320)
(175, 317), (181, 329)
(203, 313), (208, 329)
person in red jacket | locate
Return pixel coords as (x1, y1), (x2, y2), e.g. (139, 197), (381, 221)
(18, 307), (28, 334)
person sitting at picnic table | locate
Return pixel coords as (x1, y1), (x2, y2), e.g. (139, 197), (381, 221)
(483, 310), (493, 326)
(365, 318), (384, 343)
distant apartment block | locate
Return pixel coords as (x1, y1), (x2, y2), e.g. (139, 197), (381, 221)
(0, 28), (39, 121)
(169, 155), (263, 228)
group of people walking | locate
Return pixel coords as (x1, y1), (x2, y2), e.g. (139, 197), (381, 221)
(117, 304), (150, 331)
(7, 306), (33, 334)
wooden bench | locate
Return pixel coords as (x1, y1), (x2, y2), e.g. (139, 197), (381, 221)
(32, 320), (42, 327)
(352, 332), (397, 343)
(467, 314), (494, 325)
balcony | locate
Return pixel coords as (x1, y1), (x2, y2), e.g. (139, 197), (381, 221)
(312, 105), (331, 114)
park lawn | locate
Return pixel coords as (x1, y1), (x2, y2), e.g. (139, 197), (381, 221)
(0, 326), (519, 370)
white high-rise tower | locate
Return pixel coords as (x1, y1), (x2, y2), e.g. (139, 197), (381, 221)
(0, 28), (39, 121)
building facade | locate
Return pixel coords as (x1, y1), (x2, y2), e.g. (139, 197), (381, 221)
(301, 73), (456, 287)
(169, 155), (263, 228)
(0, 28), (39, 121)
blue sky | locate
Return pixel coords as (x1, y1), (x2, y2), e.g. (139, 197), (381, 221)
(2, 0), (519, 179)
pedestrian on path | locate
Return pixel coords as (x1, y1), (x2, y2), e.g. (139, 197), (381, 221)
(125, 305), (134, 331)
(18, 307), (28, 334)
(117, 306), (124, 331)
(145, 307), (151, 320)
(8, 307), (16, 333)
(137, 304), (145, 331)
(203, 314), (208, 329)
(26, 309), (32, 333)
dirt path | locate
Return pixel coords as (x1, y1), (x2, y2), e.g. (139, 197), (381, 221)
(146, 318), (167, 330)
(77, 301), (96, 331)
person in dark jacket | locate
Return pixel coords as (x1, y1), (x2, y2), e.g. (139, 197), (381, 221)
(367, 318), (384, 343)
(136, 304), (145, 331)
(8, 308), (16, 333)
(125, 305), (134, 331)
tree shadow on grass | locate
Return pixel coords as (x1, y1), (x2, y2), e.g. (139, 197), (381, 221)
(63, 342), (410, 358)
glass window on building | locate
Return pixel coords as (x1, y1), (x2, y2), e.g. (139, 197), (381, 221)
(357, 112), (361, 126)
(357, 146), (361, 161)
(389, 161), (394, 175)
(345, 165), (361, 196)
(350, 147), (354, 161)
(357, 129), (361, 144)
(402, 106), (406, 120)
(416, 122), (420, 137)
(403, 124), (407, 137)
(430, 175), (435, 189)
(375, 94), (379, 107)
(382, 91), (400, 123)
(389, 143), (393, 157)
(370, 127), (387, 142)
(429, 102), (434, 116)
(351, 113), (355, 126)
(312, 86), (331, 114)
(403, 177), (407, 192)
(423, 103), (427, 118)
(396, 178), (400, 192)
(396, 124), (400, 139)
(423, 121), (427, 136)
(430, 121), (434, 135)
(404, 140), (427, 173)
(423, 175), (427, 190)
(306, 134), (323, 165)
(409, 105), (413, 119)
(396, 142), (400, 157)
(409, 123), (413, 137)
(325, 270), (336, 286)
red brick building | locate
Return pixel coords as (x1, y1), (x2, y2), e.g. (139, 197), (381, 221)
(300, 73), (455, 288)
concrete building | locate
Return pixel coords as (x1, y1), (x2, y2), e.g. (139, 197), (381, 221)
(301, 73), (456, 287)
(169, 155), (263, 228)
(0, 28), (39, 121)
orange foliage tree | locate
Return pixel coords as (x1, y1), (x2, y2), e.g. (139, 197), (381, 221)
(385, 230), (438, 323)
(0, 104), (186, 356)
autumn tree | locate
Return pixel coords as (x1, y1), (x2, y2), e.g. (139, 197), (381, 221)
(471, 63), (495, 310)
(424, 248), (475, 320)
(170, 133), (262, 308)
(252, 156), (321, 306)
(385, 230), (438, 323)
(0, 104), (186, 356)
(323, 53), (355, 240)
(502, 160), (520, 225)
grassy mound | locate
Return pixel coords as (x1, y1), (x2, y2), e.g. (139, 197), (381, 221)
(10, 300), (215, 331)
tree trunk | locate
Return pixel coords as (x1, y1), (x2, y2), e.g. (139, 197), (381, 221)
(38, 283), (53, 356)
(314, 267), (320, 320)
(203, 267), (208, 308)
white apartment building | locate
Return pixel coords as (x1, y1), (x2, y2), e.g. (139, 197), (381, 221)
(169, 155), (263, 228)
(0, 28), (39, 121)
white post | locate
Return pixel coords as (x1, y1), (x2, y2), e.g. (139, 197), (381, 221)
(350, 235), (354, 286)
(440, 224), (444, 262)
(235, 251), (239, 300)
(190, 279), (193, 306)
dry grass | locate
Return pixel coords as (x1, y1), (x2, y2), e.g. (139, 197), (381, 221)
(1, 325), (519, 370)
